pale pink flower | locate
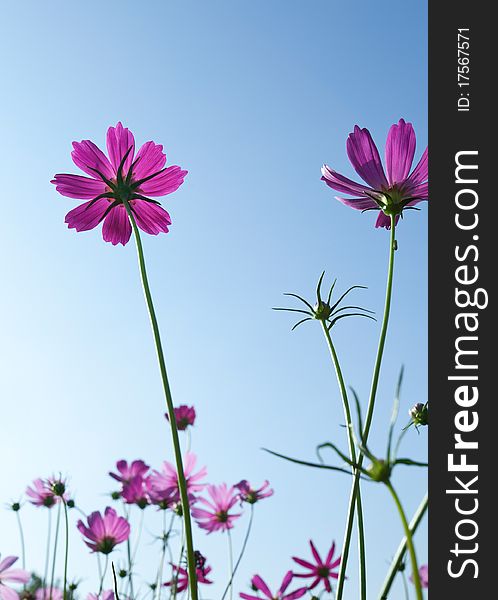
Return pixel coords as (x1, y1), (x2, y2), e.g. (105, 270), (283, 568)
(148, 452), (207, 506)
(235, 480), (273, 504)
(77, 507), (130, 554)
(192, 484), (241, 533)
(0, 555), (30, 600)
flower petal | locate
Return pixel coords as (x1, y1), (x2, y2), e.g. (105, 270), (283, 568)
(251, 576), (273, 599)
(106, 122), (135, 175)
(0, 556), (18, 573)
(309, 540), (323, 565)
(407, 147), (428, 186)
(102, 205), (132, 245)
(1, 569), (31, 584)
(51, 174), (107, 200)
(132, 201), (171, 235)
(0, 585), (20, 600)
(385, 119), (416, 185)
(375, 212), (400, 229)
(279, 571), (294, 595)
(138, 166), (187, 197)
(71, 140), (114, 180)
(321, 165), (371, 197)
(346, 125), (388, 189)
(65, 199), (110, 232)
(334, 196), (379, 211)
(133, 141), (167, 181)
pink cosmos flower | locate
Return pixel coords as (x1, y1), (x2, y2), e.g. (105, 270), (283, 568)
(35, 589), (63, 600)
(148, 452), (207, 506)
(240, 572), (307, 600)
(26, 479), (57, 508)
(410, 564), (428, 589)
(77, 507), (130, 554)
(164, 562), (213, 593)
(192, 484), (241, 534)
(292, 540), (341, 593)
(235, 480), (274, 504)
(109, 460), (150, 485)
(87, 591), (115, 600)
(321, 119), (428, 228)
(52, 122), (187, 245)
(121, 476), (150, 509)
(0, 555), (30, 600)
(165, 405), (196, 430)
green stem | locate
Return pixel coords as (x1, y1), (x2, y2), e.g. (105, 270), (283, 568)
(227, 529), (234, 600)
(132, 509), (145, 564)
(378, 492), (428, 600)
(15, 510), (26, 571)
(49, 502), (62, 600)
(43, 509), (52, 600)
(125, 509), (135, 600)
(220, 505), (254, 600)
(321, 323), (366, 600)
(156, 513), (175, 600)
(122, 199), (198, 600)
(99, 555), (109, 595)
(385, 482), (423, 600)
(62, 499), (69, 600)
(338, 214), (397, 597)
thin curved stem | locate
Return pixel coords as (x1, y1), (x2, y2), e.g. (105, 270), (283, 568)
(378, 492), (428, 600)
(156, 512), (175, 600)
(99, 555), (109, 595)
(227, 530), (234, 600)
(339, 215), (397, 596)
(385, 482), (423, 600)
(122, 199), (198, 600)
(15, 511), (26, 571)
(220, 505), (254, 600)
(131, 509), (145, 564)
(62, 499), (69, 600)
(43, 509), (52, 600)
(321, 323), (366, 600)
(49, 502), (62, 600)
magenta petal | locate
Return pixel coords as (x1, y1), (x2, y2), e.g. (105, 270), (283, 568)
(138, 166), (187, 197)
(133, 141), (167, 181)
(251, 576), (273, 599)
(65, 199), (109, 232)
(346, 125), (388, 190)
(385, 119), (416, 185)
(106, 122), (135, 175)
(132, 201), (171, 235)
(51, 174), (107, 200)
(284, 589), (307, 600)
(71, 140), (114, 180)
(375, 212), (400, 229)
(407, 147), (428, 186)
(102, 205), (132, 245)
(279, 571), (294, 594)
(321, 165), (370, 197)
(334, 196), (378, 211)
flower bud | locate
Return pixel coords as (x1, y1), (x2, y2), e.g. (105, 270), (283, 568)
(366, 459), (391, 483)
(409, 403), (428, 426)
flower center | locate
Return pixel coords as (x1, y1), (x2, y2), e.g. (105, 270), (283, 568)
(216, 510), (229, 523)
(318, 566), (330, 578)
(97, 536), (116, 554)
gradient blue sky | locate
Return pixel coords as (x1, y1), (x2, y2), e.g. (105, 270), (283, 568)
(0, 1), (427, 598)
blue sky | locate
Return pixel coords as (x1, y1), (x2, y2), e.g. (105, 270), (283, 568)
(0, 1), (427, 598)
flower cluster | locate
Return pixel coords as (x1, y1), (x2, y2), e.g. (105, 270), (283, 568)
(6, 404), (277, 600)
